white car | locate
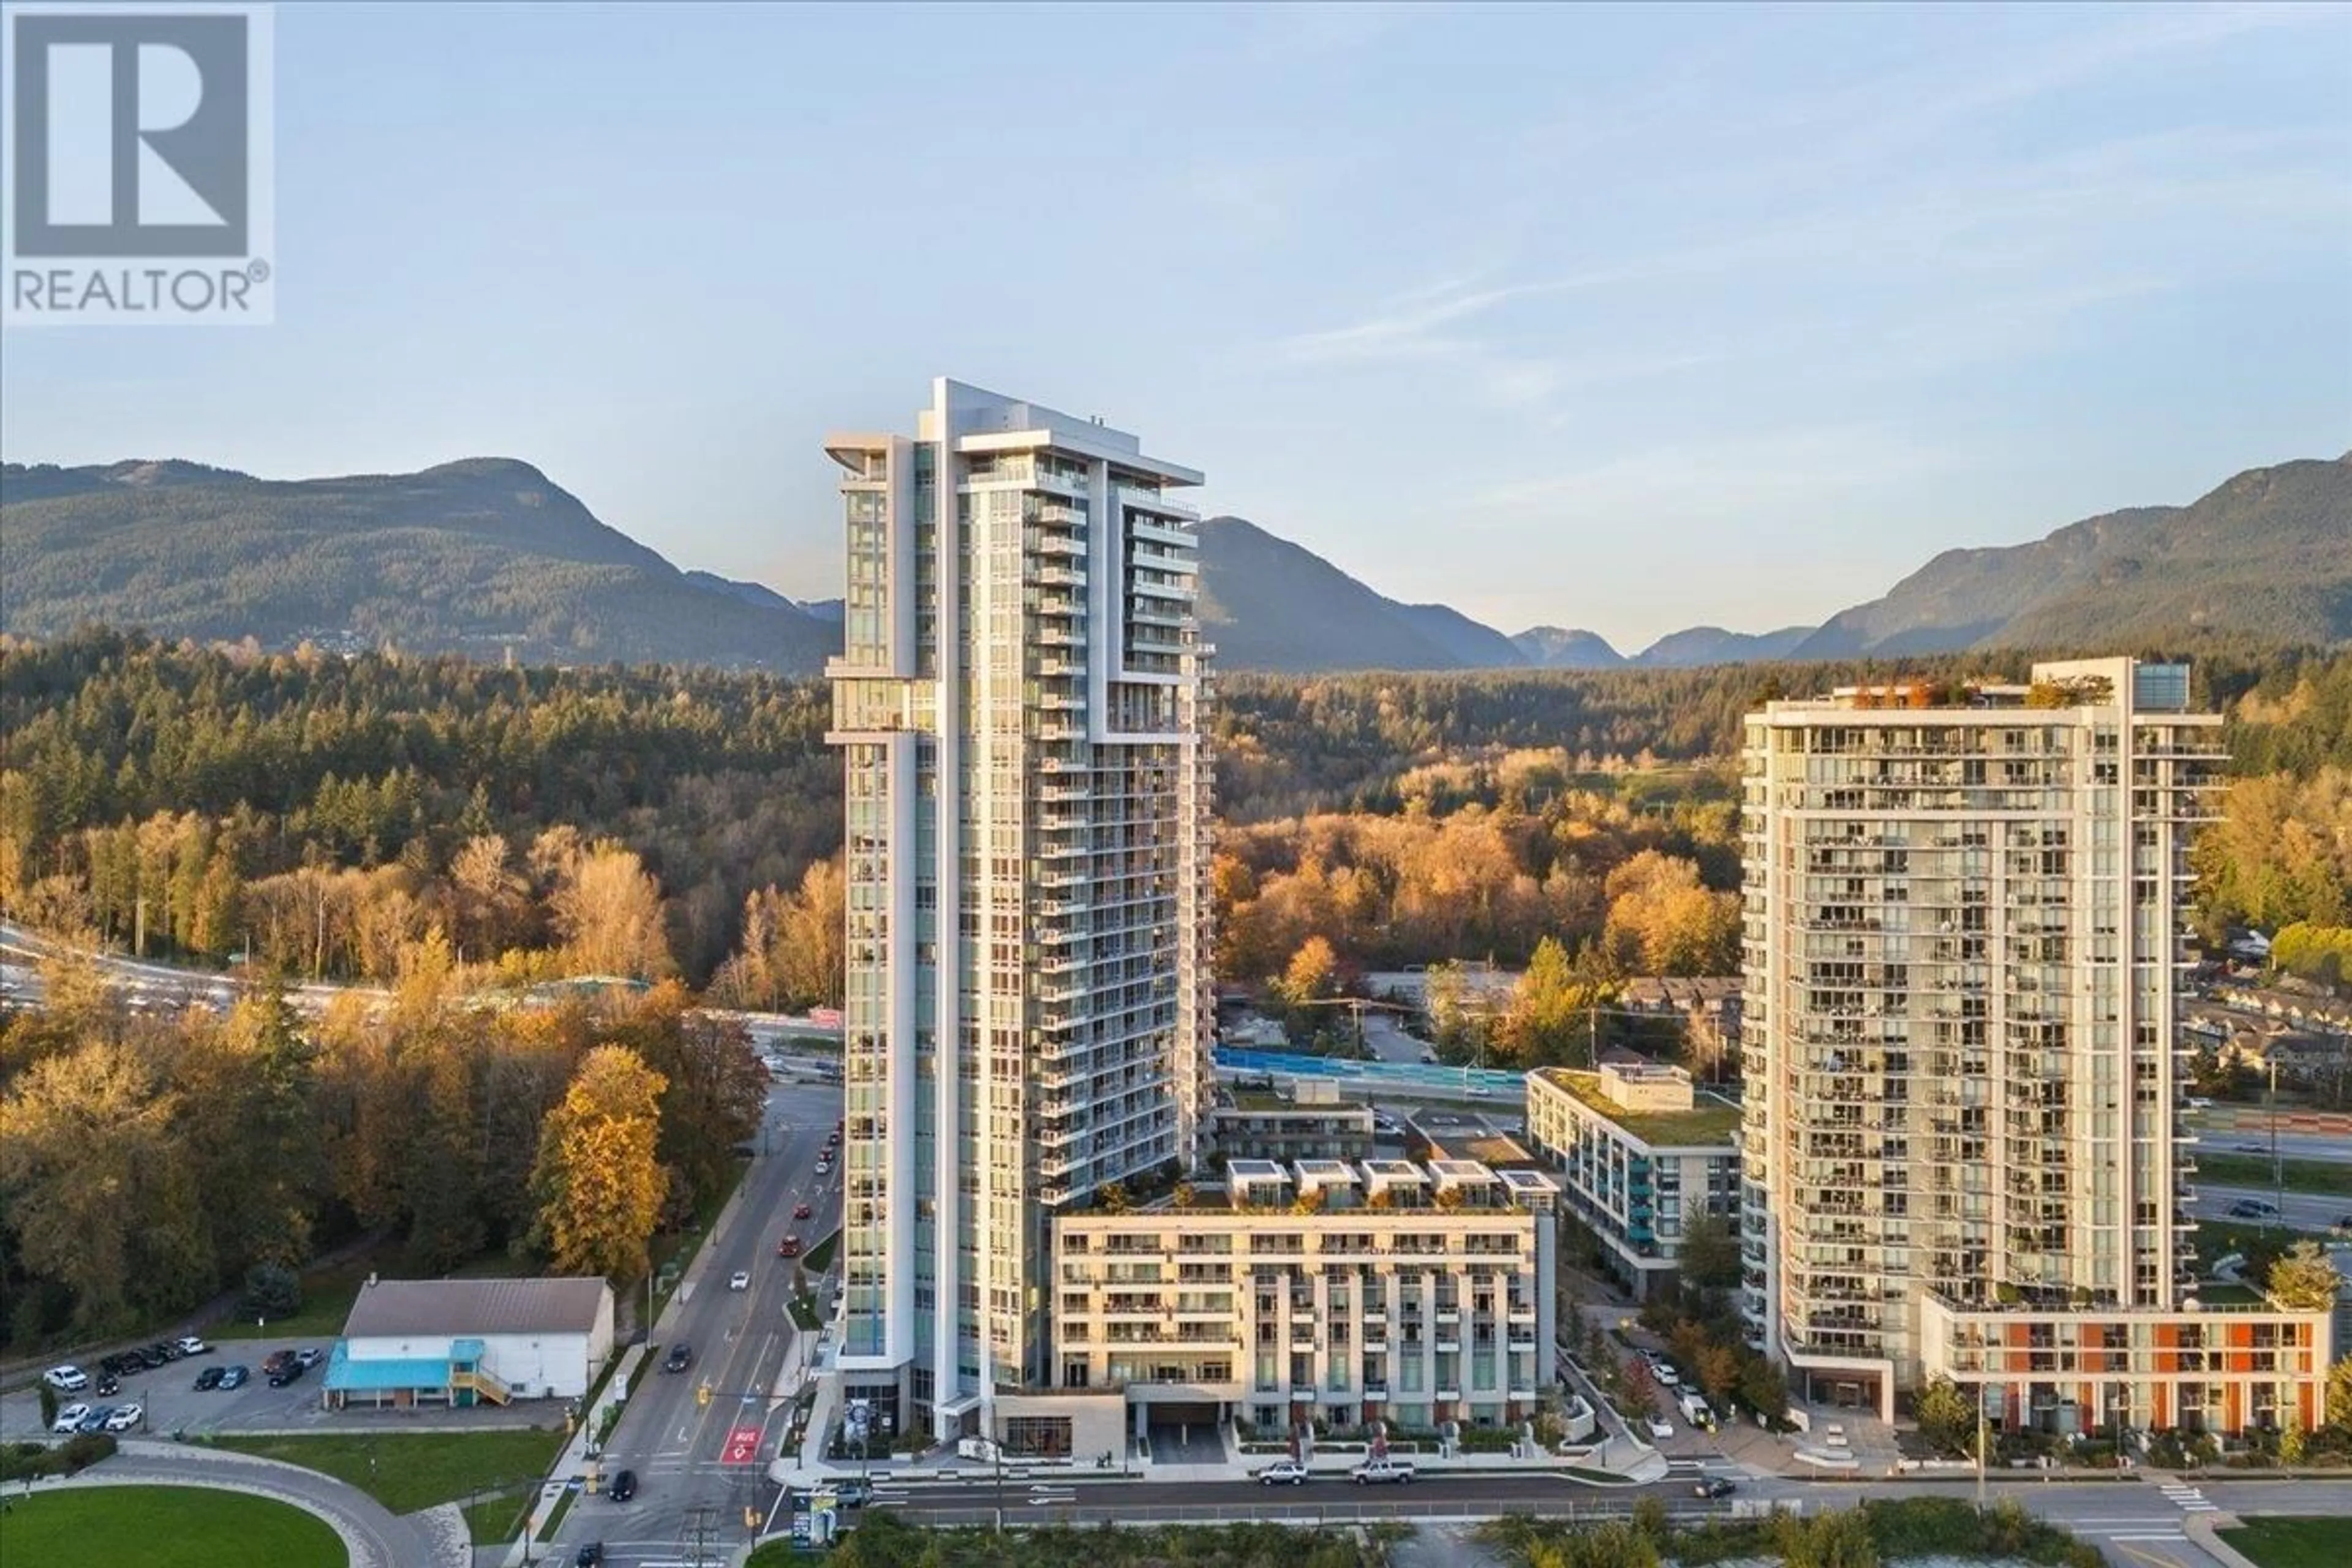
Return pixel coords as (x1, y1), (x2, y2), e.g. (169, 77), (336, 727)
(1653, 1362), (1681, 1387)
(729, 1270), (751, 1291)
(51, 1403), (90, 1434)
(1645, 1417), (1675, 1441)
(105, 1403), (143, 1432)
(43, 1365), (88, 1392)
(175, 1336), (211, 1356)
(1255, 1458), (1311, 1485)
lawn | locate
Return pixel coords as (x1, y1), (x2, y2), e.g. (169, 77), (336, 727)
(2196, 1153), (2352, 1198)
(0, 1484), (345, 1567)
(2222, 1517), (2352, 1567)
(212, 1427), (566, 1514)
(804, 1228), (840, 1275)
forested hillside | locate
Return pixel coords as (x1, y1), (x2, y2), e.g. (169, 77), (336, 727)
(2, 630), (2346, 990)
(0, 629), (839, 985)
(0, 458), (839, 669)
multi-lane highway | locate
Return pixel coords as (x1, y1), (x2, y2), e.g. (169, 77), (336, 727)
(2183, 1184), (2352, 1238)
(547, 1074), (844, 1568)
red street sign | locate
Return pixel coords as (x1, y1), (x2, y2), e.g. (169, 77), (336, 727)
(723, 1426), (763, 1465)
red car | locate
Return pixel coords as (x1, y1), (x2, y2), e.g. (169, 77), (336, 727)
(793, 1202), (812, 1219)
(778, 1235), (802, 1258)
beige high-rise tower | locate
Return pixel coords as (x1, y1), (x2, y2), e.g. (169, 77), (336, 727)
(1740, 659), (2331, 1436)
(823, 379), (1213, 1442)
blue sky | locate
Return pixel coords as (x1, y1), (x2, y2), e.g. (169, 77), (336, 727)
(6, 1), (2348, 652)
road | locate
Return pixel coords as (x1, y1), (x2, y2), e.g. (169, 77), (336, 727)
(2195, 1127), (2352, 1164)
(2184, 1184), (2352, 1237)
(548, 1076), (843, 1568)
(864, 1471), (2352, 1566)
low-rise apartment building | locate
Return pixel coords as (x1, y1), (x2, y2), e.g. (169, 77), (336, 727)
(1050, 1157), (1559, 1443)
(1919, 1292), (2332, 1438)
(1208, 1079), (1375, 1163)
(1525, 1062), (1741, 1298)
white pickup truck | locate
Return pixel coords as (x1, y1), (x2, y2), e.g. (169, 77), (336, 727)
(1351, 1458), (1417, 1485)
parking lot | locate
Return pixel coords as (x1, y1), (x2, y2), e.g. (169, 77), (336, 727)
(7, 1338), (556, 1442)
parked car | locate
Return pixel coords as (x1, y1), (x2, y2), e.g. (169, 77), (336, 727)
(1350, 1458), (1415, 1485)
(175, 1336), (211, 1356)
(137, 1346), (170, 1370)
(663, 1343), (693, 1373)
(294, 1348), (323, 1370)
(43, 1366), (89, 1393)
(51, 1403), (91, 1434)
(194, 1366), (224, 1391)
(1651, 1361), (1682, 1387)
(261, 1349), (298, 1376)
(1693, 1476), (1738, 1499)
(729, 1270), (751, 1291)
(1255, 1458), (1311, 1485)
(94, 1373), (121, 1397)
(608, 1469), (638, 1502)
(218, 1365), (250, 1390)
(267, 1361), (306, 1387)
(1645, 1417), (1675, 1440)
(74, 1406), (111, 1434)
(105, 1403), (144, 1433)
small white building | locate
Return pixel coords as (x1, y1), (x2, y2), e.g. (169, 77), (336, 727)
(326, 1276), (615, 1409)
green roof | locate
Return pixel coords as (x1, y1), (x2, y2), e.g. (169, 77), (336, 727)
(1538, 1069), (1740, 1148)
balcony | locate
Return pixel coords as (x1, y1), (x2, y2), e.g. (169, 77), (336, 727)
(1362, 1384), (1388, 1401)
(1290, 1386), (1316, 1403)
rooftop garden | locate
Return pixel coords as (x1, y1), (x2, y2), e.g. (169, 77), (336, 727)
(1540, 1068), (1741, 1147)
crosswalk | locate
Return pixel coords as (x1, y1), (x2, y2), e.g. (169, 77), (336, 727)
(2158, 1480), (2218, 1513)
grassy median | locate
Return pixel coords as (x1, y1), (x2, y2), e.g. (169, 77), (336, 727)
(213, 1427), (565, 1514)
(0, 1484), (346, 1567)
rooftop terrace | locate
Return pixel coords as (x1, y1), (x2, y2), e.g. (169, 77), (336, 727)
(1538, 1068), (1741, 1147)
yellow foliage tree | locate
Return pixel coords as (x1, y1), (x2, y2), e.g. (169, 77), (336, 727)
(529, 1045), (669, 1283)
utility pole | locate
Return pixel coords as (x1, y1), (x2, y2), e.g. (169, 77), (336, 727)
(2267, 1058), (2283, 1226)
(1975, 1393), (1987, 1512)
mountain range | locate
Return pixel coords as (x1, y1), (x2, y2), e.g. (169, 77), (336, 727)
(4, 452), (2345, 673)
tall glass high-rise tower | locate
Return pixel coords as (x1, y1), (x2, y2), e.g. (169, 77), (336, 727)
(823, 379), (1212, 1441)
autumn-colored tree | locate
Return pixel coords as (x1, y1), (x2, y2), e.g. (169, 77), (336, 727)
(2266, 1240), (2342, 1311)
(529, 1046), (669, 1281)
(1498, 936), (1595, 1065)
(1602, 850), (1740, 975)
(2326, 1354), (2352, 1434)
(711, 858), (844, 1011)
(0, 1039), (213, 1333)
(1281, 936), (1340, 1009)
(551, 841), (674, 980)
